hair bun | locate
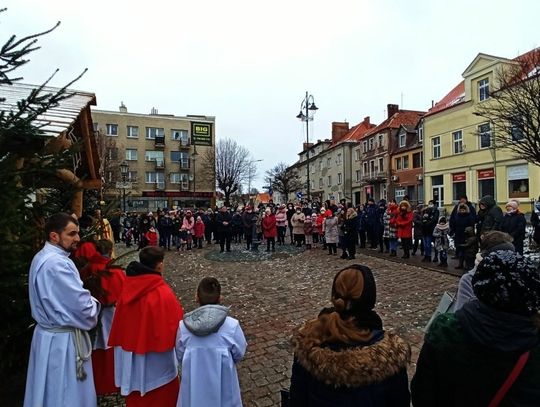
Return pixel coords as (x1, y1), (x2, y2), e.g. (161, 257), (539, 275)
(333, 298), (346, 313)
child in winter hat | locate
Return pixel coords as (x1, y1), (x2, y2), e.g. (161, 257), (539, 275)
(473, 250), (540, 316)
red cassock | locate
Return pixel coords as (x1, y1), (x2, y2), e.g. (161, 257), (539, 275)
(73, 242), (126, 395)
(108, 273), (184, 406)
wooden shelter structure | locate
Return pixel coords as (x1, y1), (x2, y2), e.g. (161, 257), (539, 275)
(0, 83), (101, 216)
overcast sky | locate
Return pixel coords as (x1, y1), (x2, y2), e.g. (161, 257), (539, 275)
(2, 0), (539, 189)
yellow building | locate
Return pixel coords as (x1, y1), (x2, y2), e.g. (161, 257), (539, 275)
(423, 50), (540, 214)
(92, 103), (215, 211)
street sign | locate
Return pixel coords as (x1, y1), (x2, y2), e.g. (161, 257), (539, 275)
(296, 191), (303, 199)
(116, 181), (132, 189)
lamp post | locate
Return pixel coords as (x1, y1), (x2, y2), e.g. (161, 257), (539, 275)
(119, 161), (129, 213)
(191, 146), (199, 207)
(296, 91), (318, 201)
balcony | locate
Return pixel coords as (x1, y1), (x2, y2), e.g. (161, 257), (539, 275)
(360, 171), (387, 183)
(179, 138), (191, 149)
(155, 181), (165, 190)
(154, 136), (165, 149)
(179, 182), (190, 191)
(155, 159), (165, 169)
(178, 161), (190, 171)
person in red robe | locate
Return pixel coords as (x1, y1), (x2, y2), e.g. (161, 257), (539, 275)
(108, 246), (183, 406)
(73, 240), (126, 396)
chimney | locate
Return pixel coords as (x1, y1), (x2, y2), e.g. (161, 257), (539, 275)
(303, 142), (313, 151)
(119, 102), (127, 113)
(363, 116), (370, 126)
(331, 121), (349, 143)
(387, 104), (399, 118)
(150, 107), (158, 115)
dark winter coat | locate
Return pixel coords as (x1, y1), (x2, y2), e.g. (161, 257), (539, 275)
(500, 211), (527, 254)
(411, 300), (540, 407)
(413, 210), (424, 239)
(215, 211), (233, 234)
(477, 195), (503, 236)
(242, 211), (257, 235)
(449, 205), (476, 247)
(421, 206), (439, 237)
(290, 330), (410, 407)
(532, 210), (540, 245)
(365, 203), (379, 228)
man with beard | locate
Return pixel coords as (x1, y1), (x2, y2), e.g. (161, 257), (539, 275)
(24, 213), (101, 407)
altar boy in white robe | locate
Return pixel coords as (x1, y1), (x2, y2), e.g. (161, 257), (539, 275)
(24, 213), (100, 407)
(176, 277), (247, 407)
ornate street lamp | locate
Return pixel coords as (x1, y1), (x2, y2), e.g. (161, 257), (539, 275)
(296, 91), (318, 201)
(119, 161), (129, 213)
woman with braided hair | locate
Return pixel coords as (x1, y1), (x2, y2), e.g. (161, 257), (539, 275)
(289, 265), (410, 406)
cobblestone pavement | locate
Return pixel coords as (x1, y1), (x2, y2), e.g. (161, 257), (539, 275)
(100, 241), (458, 407)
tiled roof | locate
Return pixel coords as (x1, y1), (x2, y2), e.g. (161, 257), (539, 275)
(426, 48), (539, 118)
(362, 110), (425, 139)
(0, 82), (96, 137)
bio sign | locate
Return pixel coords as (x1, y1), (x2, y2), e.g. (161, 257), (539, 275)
(191, 122), (213, 146)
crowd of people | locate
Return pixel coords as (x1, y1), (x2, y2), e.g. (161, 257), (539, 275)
(22, 197), (540, 406)
(112, 194), (539, 270)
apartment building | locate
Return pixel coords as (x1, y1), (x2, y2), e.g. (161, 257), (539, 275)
(423, 49), (540, 213)
(353, 104), (424, 204)
(92, 103), (215, 211)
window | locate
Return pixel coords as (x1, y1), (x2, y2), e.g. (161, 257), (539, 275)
(418, 123), (424, 143)
(319, 178), (323, 188)
(378, 157), (384, 172)
(413, 152), (422, 168)
(479, 179), (494, 197)
(106, 124), (118, 136)
(107, 147), (118, 160)
(93, 122), (98, 132)
(355, 149), (361, 161)
(145, 171), (165, 183)
(368, 138), (374, 150)
(453, 179), (466, 202)
(403, 155), (409, 169)
(145, 150), (164, 162)
(327, 157), (331, 168)
(432, 136), (441, 159)
(478, 78), (490, 101)
(369, 160), (375, 174)
(363, 141), (368, 152)
(171, 151), (190, 168)
(378, 134), (384, 148)
(395, 188), (405, 201)
(363, 162), (368, 175)
(318, 160), (323, 171)
(171, 129), (189, 144)
(127, 126), (139, 138)
(146, 127), (164, 139)
(479, 123), (492, 148)
(510, 117), (524, 142)
(395, 157), (402, 170)
(337, 153), (342, 165)
(338, 173), (342, 184)
(171, 173), (189, 189)
(327, 175), (332, 186)
(310, 180), (315, 190)
(398, 132), (406, 148)
(127, 171), (137, 182)
(125, 149), (138, 161)
(453, 130), (463, 154)
(355, 170), (361, 182)
(508, 165), (529, 198)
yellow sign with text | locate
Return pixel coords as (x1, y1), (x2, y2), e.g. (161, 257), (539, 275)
(191, 122), (213, 146)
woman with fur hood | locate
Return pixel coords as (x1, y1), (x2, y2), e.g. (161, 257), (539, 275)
(289, 265), (411, 406)
(500, 200), (526, 255)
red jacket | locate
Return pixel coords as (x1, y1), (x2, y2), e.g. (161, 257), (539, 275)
(193, 221), (205, 238)
(396, 210), (413, 239)
(262, 214), (277, 238)
(144, 230), (158, 246)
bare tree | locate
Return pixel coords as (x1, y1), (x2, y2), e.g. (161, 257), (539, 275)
(201, 138), (252, 206)
(265, 162), (303, 202)
(95, 130), (120, 190)
(474, 48), (540, 166)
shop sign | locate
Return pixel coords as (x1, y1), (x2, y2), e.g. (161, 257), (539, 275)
(477, 169), (494, 179)
(452, 172), (466, 182)
(191, 122), (213, 146)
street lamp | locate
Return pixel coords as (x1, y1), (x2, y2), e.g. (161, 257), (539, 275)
(296, 91), (318, 201)
(119, 161), (129, 213)
(191, 146), (199, 207)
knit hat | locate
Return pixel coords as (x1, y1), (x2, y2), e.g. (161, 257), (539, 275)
(506, 200), (519, 210)
(480, 231), (515, 255)
(473, 250), (540, 316)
